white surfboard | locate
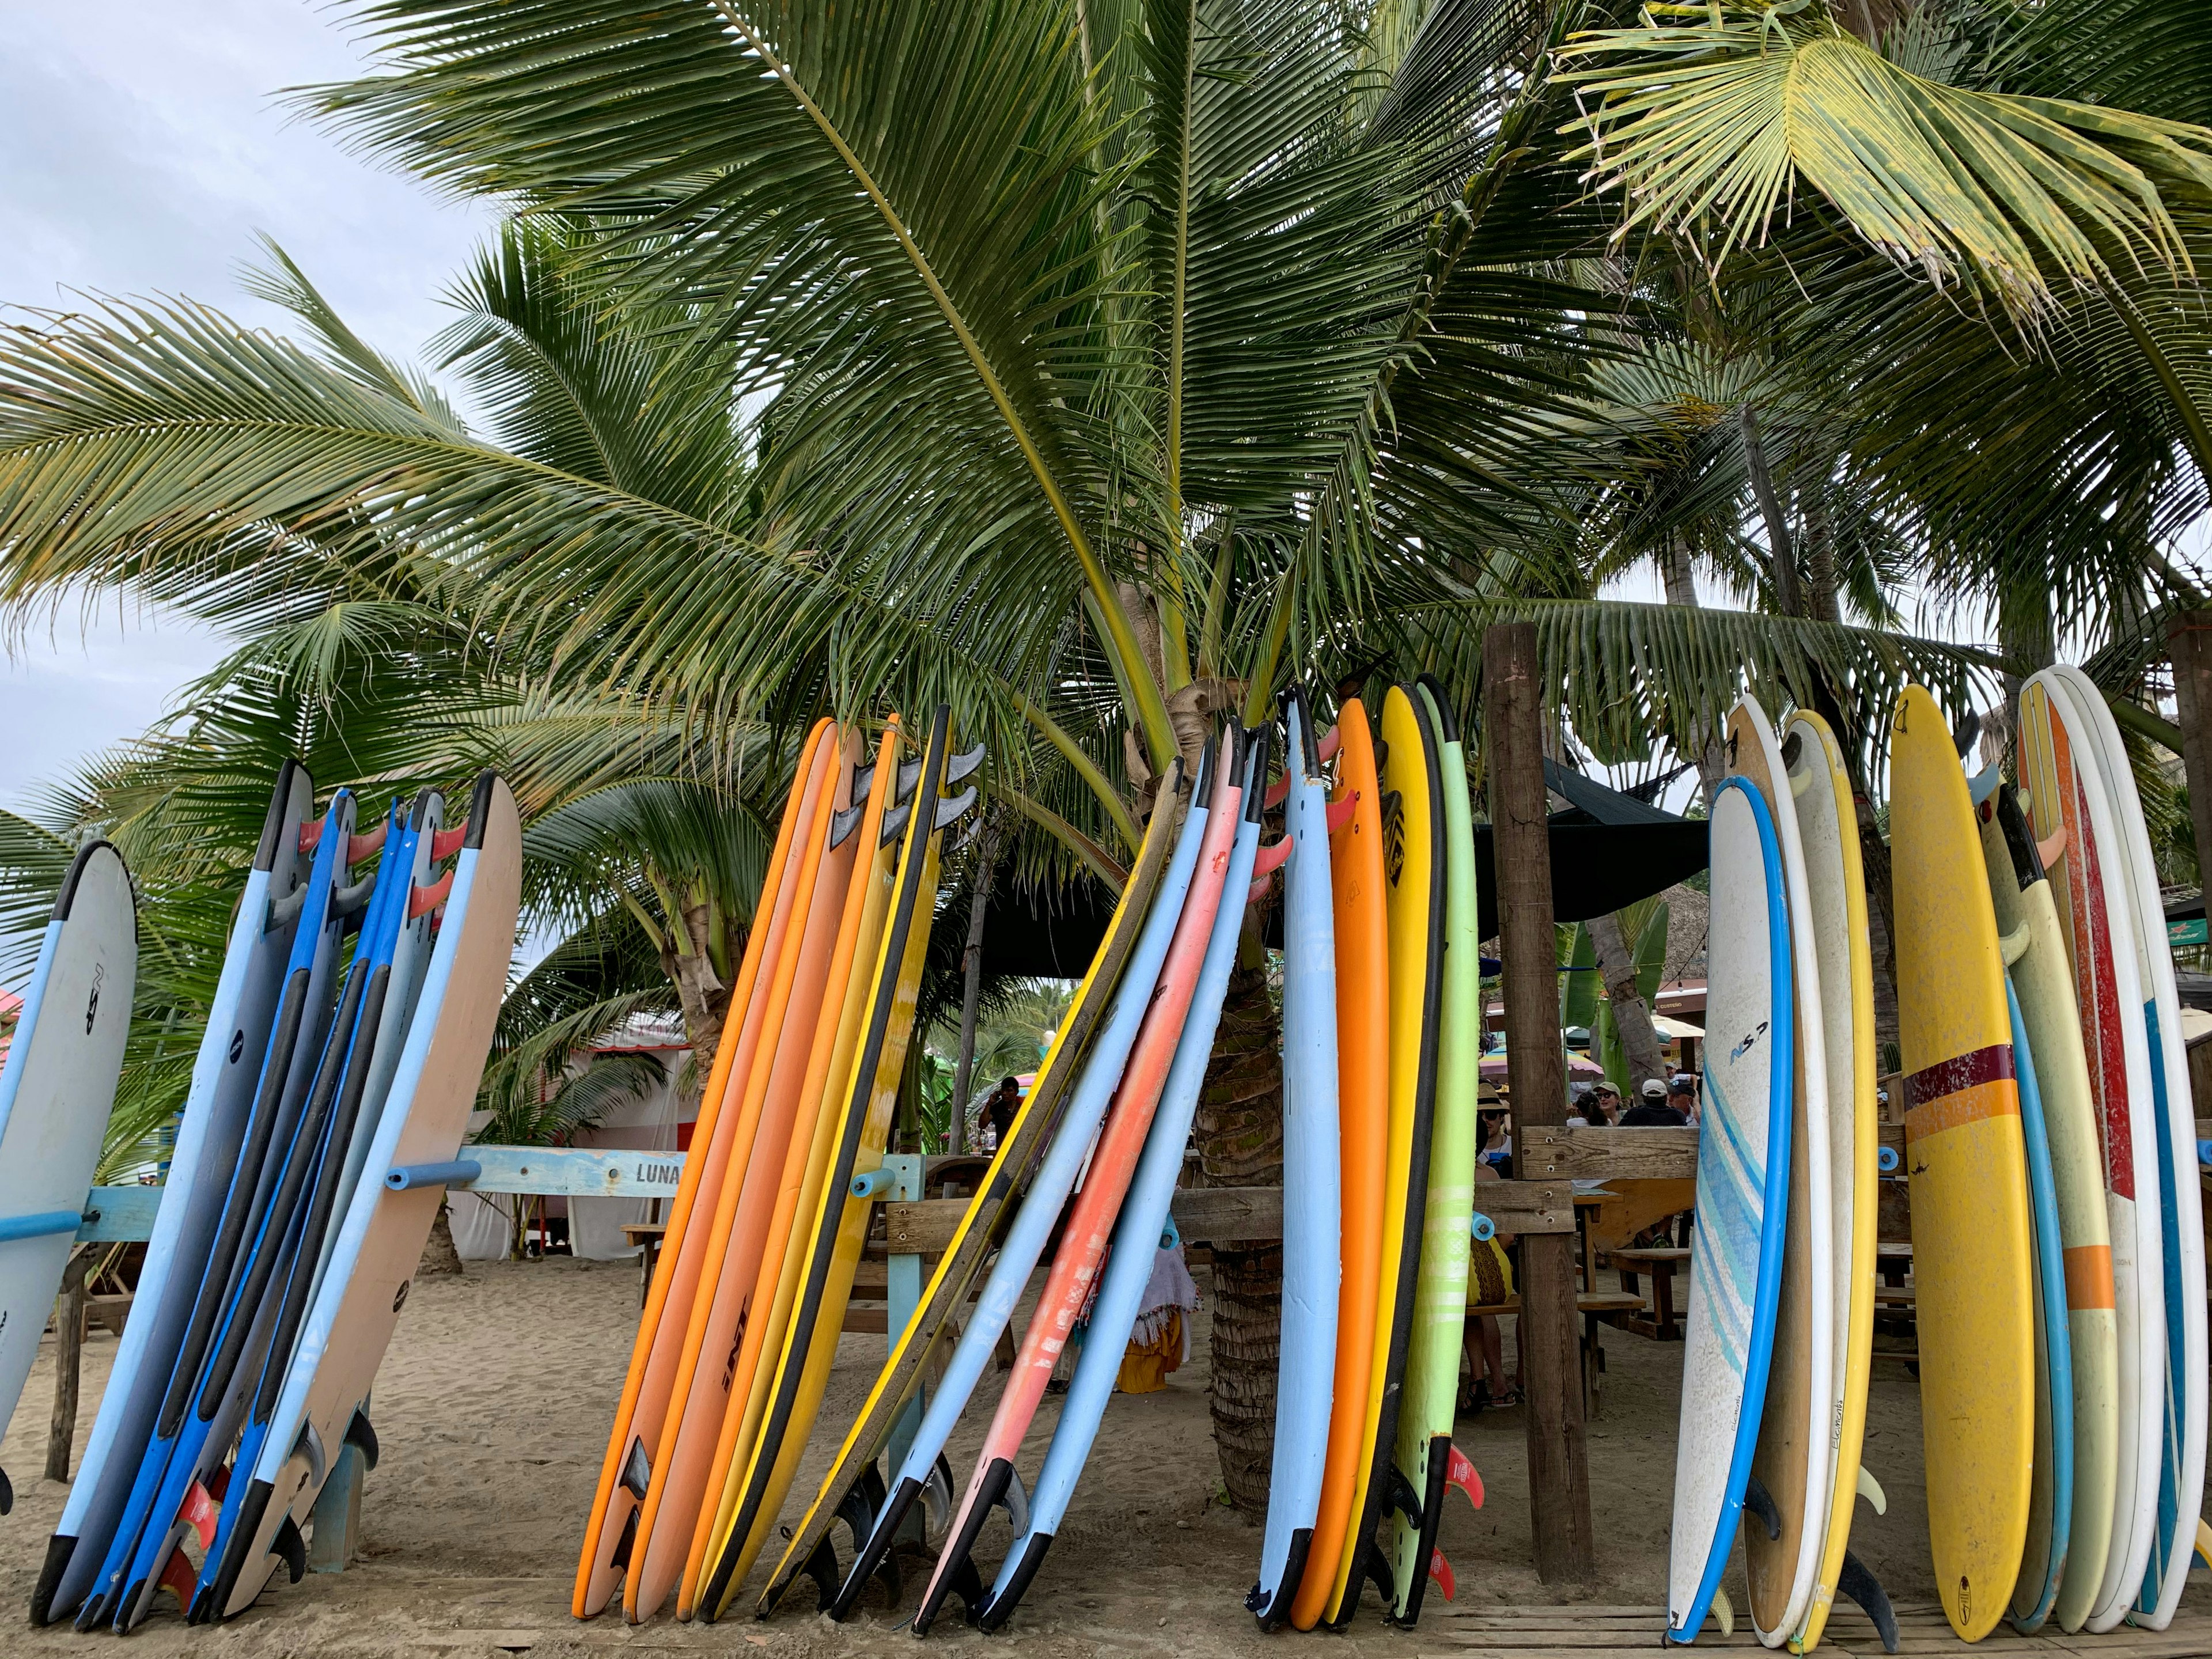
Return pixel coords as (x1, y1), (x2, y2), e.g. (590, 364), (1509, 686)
(1728, 697), (1835, 1648)
(2020, 671), (2165, 1634)
(2045, 666), (2205, 1631)
(34, 767), (312, 1623)
(1670, 777), (1793, 1643)
(0, 842), (139, 1512)
(209, 772), (521, 1618)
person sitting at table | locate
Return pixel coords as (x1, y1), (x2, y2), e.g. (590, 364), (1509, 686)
(1620, 1077), (1688, 1127)
(1461, 1159), (1520, 1410)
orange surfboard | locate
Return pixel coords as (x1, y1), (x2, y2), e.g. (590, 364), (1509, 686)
(675, 722), (901, 1618)
(1290, 699), (1388, 1630)
(572, 720), (837, 1618)
(624, 732), (861, 1620)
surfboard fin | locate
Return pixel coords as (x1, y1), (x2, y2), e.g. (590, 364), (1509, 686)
(933, 786), (977, 830)
(1741, 1475), (1782, 1541)
(878, 801), (912, 847)
(913, 1458), (1023, 1634)
(831, 1471), (923, 1622)
(274, 1514), (308, 1584)
(619, 1435), (651, 1500)
(828, 802), (867, 849)
(945, 743), (986, 786)
(1387, 1466), (1426, 1529)
(607, 1505), (641, 1574)
(1447, 1442), (1485, 1512)
(267, 885), (309, 933)
(158, 1549), (199, 1608)
(832, 1464), (901, 1604)
(1838, 1550), (1898, 1652)
(1247, 1528), (1312, 1631)
(1325, 791), (1358, 834)
(1711, 1585), (1736, 1637)
(797, 1535), (843, 1612)
(896, 758), (925, 802)
(1998, 921), (2032, 966)
(344, 1407), (380, 1471)
(1251, 835), (1294, 880)
(0, 1464), (10, 1515)
(1857, 1465), (1887, 1515)
(1429, 1547), (1456, 1603)
(921, 1453), (956, 1544)
(2195, 1517), (2212, 1571)
(2037, 824), (2066, 869)
(1967, 759), (2001, 806)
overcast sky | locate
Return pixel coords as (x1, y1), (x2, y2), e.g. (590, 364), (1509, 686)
(0, 1), (493, 809)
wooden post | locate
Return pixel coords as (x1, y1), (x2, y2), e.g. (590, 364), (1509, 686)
(1483, 622), (1596, 1583)
(46, 1247), (93, 1482)
(2169, 612), (2212, 900)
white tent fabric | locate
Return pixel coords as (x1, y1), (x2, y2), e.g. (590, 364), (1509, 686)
(568, 1050), (684, 1260)
(449, 1189), (516, 1262)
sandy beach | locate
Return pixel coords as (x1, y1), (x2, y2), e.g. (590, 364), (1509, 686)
(2, 1257), (2199, 1657)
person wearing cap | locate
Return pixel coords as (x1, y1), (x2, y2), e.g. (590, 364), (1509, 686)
(1586, 1081), (1621, 1126)
(1620, 1075), (1690, 1127)
(1668, 1073), (1699, 1126)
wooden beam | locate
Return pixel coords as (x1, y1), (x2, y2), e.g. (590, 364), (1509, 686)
(1518, 1124), (1904, 1181)
(1486, 620), (1595, 1583)
(882, 1180), (1582, 1256)
(2170, 612), (2212, 920)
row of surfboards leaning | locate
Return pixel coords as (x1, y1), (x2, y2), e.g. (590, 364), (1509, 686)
(1676, 669), (2207, 1651)
(570, 680), (1488, 1636)
(0, 766), (524, 1632)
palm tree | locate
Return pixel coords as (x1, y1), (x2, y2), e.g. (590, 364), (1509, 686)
(5, 0), (2211, 1503)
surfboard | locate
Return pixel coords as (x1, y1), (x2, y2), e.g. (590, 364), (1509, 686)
(1779, 710), (1882, 1655)
(0, 840), (138, 1514)
(1892, 681), (2033, 1641)
(677, 725), (900, 1620)
(2044, 665), (2206, 1633)
(2008, 972), (2076, 1631)
(86, 789), (359, 1631)
(1384, 679), (1469, 1628)
(1247, 692), (1341, 1630)
(810, 752), (1203, 1625)
(1728, 695), (1835, 1650)
(202, 774), (522, 1620)
(145, 796), (415, 1626)
(1978, 778), (2115, 1634)
(1668, 775), (1793, 1643)
(699, 707), (971, 1613)
(1289, 698), (1388, 1631)
(36, 764), (312, 1627)
(624, 729), (859, 1622)
(757, 753), (1185, 1620)
(2017, 673), (2164, 1634)
(1325, 684), (1441, 1627)
(191, 795), (423, 1619)
(573, 720), (837, 1618)
(960, 734), (1274, 1628)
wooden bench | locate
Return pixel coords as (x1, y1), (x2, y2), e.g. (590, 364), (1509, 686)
(1600, 1246), (1690, 1340)
(1465, 1291), (1648, 1416)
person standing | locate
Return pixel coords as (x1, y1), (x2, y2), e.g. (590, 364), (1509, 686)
(982, 1075), (1024, 1150)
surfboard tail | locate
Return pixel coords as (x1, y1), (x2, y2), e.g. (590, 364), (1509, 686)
(31, 1533), (76, 1626)
(975, 1528), (1054, 1633)
(1247, 1528), (1313, 1631)
(912, 1457), (1020, 1635)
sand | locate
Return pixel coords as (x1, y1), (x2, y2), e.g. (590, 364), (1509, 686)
(0, 1258), (2196, 1656)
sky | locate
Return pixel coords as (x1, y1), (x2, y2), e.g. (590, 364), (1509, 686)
(0, 1), (494, 808)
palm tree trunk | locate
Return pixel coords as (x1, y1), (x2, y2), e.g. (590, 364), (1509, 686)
(1738, 404), (1805, 618)
(1586, 911), (1665, 1090)
(1659, 536), (1727, 806)
(418, 1203), (465, 1276)
(949, 825), (1002, 1154)
(1192, 940), (1284, 1512)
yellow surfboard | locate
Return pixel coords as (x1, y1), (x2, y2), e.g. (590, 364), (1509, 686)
(1891, 684), (2033, 1641)
(699, 708), (964, 1616)
(1782, 711), (1880, 1654)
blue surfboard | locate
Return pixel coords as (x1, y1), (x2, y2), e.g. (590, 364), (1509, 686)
(2009, 973), (2074, 1631)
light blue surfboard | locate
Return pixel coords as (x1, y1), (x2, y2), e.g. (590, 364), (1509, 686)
(2009, 973), (2074, 1631)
